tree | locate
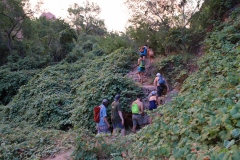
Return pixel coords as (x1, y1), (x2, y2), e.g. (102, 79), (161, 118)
(23, 17), (76, 62)
(124, 0), (204, 53)
(67, 1), (106, 35)
(125, 0), (203, 28)
(0, 0), (34, 52)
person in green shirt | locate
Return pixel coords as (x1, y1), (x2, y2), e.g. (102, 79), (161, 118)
(131, 94), (144, 133)
(111, 94), (125, 136)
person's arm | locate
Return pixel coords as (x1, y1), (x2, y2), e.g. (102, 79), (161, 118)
(140, 103), (144, 116)
(118, 111), (124, 125)
(102, 107), (110, 128)
(137, 58), (140, 66)
(117, 103), (124, 125)
(154, 77), (157, 89)
(104, 117), (110, 128)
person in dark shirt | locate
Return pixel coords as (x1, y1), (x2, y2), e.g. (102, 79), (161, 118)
(111, 94), (125, 136)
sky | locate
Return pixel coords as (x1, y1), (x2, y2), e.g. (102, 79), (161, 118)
(29, 0), (129, 32)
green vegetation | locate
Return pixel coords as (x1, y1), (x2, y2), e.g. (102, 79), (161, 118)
(0, 0), (240, 159)
(127, 14), (240, 159)
(0, 122), (76, 160)
(72, 2), (240, 160)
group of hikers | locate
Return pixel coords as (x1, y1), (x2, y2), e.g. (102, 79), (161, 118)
(137, 44), (154, 84)
(95, 45), (169, 136)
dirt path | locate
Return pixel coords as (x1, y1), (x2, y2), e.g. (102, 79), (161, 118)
(127, 57), (179, 113)
(127, 58), (157, 108)
(41, 149), (74, 160)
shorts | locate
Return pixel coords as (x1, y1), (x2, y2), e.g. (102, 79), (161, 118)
(138, 66), (145, 72)
(97, 125), (110, 133)
(157, 85), (164, 97)
(112, 122), (125, 129)
(140, 52), (146, 57)
(132, 114), (144, 126)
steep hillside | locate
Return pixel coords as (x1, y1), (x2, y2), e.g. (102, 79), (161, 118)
(123, 11), (240, 159)
(0, 48), (142, 159)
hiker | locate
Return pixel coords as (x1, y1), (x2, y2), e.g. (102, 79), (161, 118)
(111, 94), (125, 136)
(148, 91), (158, 124)
(154, 73), (169, 105)
(149, 91), (158, 110)
(131, 94), (144, 133)
(139, 44), (148, 61)
(97, 99), (111, 134)
(137, 56), (145, 84)
(148, 47), (154, 64)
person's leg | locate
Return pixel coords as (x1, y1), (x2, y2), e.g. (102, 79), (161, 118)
(136, 114), (144, 129)
(137, 72), (141, 82)
(132, 115), (137, 134)
(150, 56), (154, 63)
(149, 116), (153, 124)
(112, 123), (117, 135)
(132, 125), (137, 133)
(157, 86), (164, 105)
(157, 86), (161, 105)
(140, 72), (143, 84)
(116, 122), (125, 136)
(121, 128), (125, 136)
(118, 123), (125, 136)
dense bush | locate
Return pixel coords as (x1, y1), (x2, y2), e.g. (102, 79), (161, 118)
(0, 122), (76, 160)
(0, 69), (39, 105)
(1, 48), (141, 131)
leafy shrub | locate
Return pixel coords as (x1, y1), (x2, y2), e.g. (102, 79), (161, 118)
(0, 122), (76, 160)
(0, 69), (38, 105)
(73, 128), (130, 160)
(2, 48), (141, 131)
(82, 40), (93, 52)
(97, 32), (133, 54)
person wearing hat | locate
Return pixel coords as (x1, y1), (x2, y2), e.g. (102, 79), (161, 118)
(149, 91), (158, 110)
(148, 91), (163, 124)
(97, 99), (110, 134)
(111, 94), (125, 136)
(153, 73), (169, 105)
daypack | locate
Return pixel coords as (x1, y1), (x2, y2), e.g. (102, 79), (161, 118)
(139, 59), (145, 68)
(131, 103), (139, 114)
(93, 106), (101, 123)
(158, 75), (166, 85)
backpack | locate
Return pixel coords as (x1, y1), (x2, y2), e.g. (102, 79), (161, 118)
(158, 75), (166, 85)
(93, 106), (101, 123)
(131, 103), (139, 114)
(139, 59), (145, 68)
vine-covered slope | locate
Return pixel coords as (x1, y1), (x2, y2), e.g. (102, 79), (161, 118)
(125, 13), (240, 159)
(1, 48), (141, 131)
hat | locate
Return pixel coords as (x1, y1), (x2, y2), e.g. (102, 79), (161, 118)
(156, 73), (161, 77)
(102, 99), (108, 103)
(151, 91), (157, 95)
(114, 94), (120, 101)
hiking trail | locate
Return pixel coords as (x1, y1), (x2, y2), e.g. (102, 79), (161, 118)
(127, 58), (179, 110)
